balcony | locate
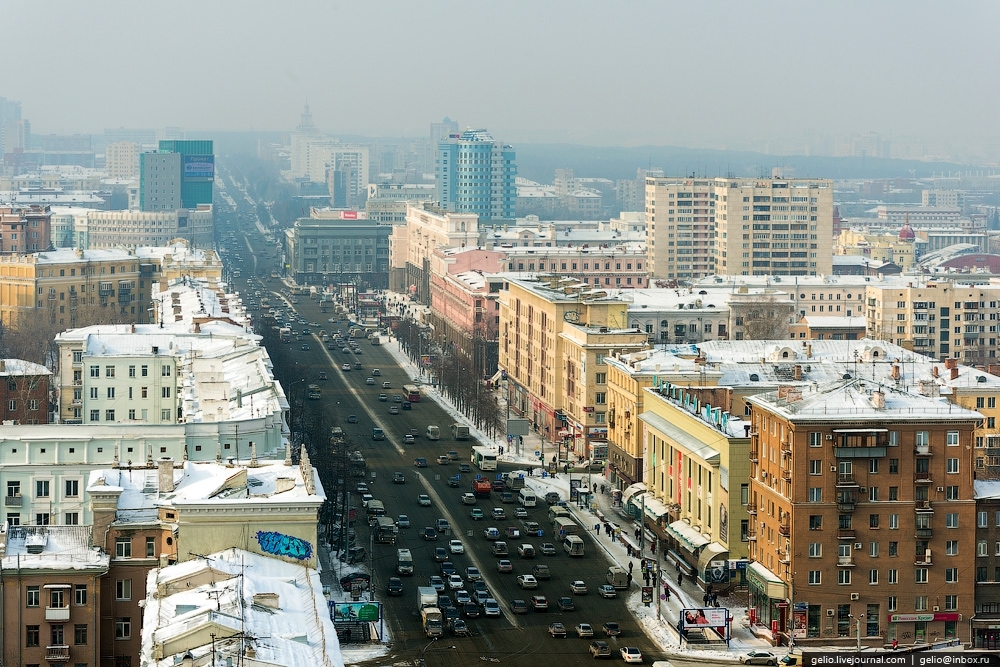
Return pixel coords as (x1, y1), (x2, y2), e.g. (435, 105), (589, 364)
(915, 445), (932, 457)
(914, 471), (933, 484)
(749, 448), (759, 463)
(780, 441), (791, 456)
(835, 444), (887, 458)
(779, 522), (790, 536)
(45, 606), (70, 622)
(915, 528), (933, 539)
(45, 645), (70, 662)
(915, 500), (934, 513)
(778, 550), (790, 564)
(837, 556), (855, 567)
(915, 551), (932, 566)
(838, 528), (856, 540)
(836, 473), (860, 487)
(782, 469), (792, 482)
(746, 502), (757, 515)
(4, 494), (21, 507)
(746, 529), (757, 541)
(837, 499), (856, 512)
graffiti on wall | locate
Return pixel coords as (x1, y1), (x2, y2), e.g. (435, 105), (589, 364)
(256, 530), (313, 560)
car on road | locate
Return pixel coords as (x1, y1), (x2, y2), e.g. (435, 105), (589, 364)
(466, 566), (482, 581)
(359, 492), (373, 507)
(318, 372), (328, 380)
(540, 542), (557, 556)
(447, 574), (465, 590)
(354, 361), (362, 370)
(740, 652), (779, 666)
(557, 596), (575, 611)
(492, 480), (506, 492)
(382, 381), (391, 388)
(598, 585), (617, 598)
(492, 507), (506, 520)
(346, 414), (358, 423)
(418, 493), (431, 505)
(341, 363), (351, 371)
(524, 521), (542, 536)
(518, 544), (535, 558)
(454, 590), (471, 605)
(389, 406), (400, 414)
(532, 564), (551, 580)
(589, 641), (612, 658)
(403, 434), (415, 444)
(474, 589), (492, 605)
(602, 622), (621, 637)
(483, 527), (500, 540)
(548, 622), (567, 638)
(447, 451), (460, 460)
(449, 539), (464, 554)
(386, 577), (404, 596)
(576, 623), (594, 638)
(462, 602), (480, 618)
(514, 507), (528, 518)
(530, 595), (548, 611)
(505, 526), (520, 539)
(393, 472), (405, 484)
(396, 514), (410, 528)
(372, 369), (381, 376)
(500, 492), (515, 503)
(450, 618), (470, 637)
(492, 541), (509, 556)
(516, 574), (538, 589)
(429, 576), (445, 593)
(366, 377), (375, 385)
(423, 527), (437, 541)
(436, 518), (451, 533)
(415, 458), (428, 468)
(301, 344), (310, 351)
(378, 393), (388, 401)
(462, 493), (476, 504)
(448, 476), (461, 487)
(437, 455), (449, 465)
(393, 394), (402, 403)
(470, 508), (484, 520)
(620, 648), (642, 664)
(434, 547), (448, 562)
(571, 581), (588, 594)
(484, 599), (501, 617)
(356, 482), (368, 494)
(497, 559), (513, 573)
(510, 599), (528, 614)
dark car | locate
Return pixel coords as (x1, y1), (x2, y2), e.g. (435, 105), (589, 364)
(510, 599), (528, 614)
(603, 622), (621, 637)
(393, 472), (405, 484)
(441, 561), (457, 576)
(402, 401), (412, 410)
(450, 618), (470, 637)
(463, 602), (480, 618)
(434, 547), (448, 562)
(339, 572), (371, 591)
(530, 595), (549, 611)
(501, 492), (515, 503)
(589, 641), (612, 658)
(386, 577), (404, 596)
(557, 596), (575, 611)
(492, 480), (506, 492)
(423, 527), (438, 541)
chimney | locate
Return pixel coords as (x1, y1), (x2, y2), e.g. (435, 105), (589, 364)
(0, 359), (5, 373)
(932, 366), (939, 378)
(793, 365), (802, 381)
(249, 441), (258, 467)
(892, 364), (901, 381)
(130, 324), (135, 334)
(989, 364), (1000, 377)
(157, 457), (175, 493)
(950, 367), (959, 380)
(945, 358), (957, 370)
(806, 344), (812, 359)
(871, 391), (886, 410)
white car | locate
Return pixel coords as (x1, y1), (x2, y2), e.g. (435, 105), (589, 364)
(740, 651), (779, 666)
(516, 574), (538, 589)
(447, 574), (465, 590)
(620, 647), (642, 664)
(449, 539), (465, 554)
(571, 580), (588, 594)
(483, 598), (501, 617)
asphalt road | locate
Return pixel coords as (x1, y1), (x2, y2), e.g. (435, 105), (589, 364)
(214, 173), (666, 666)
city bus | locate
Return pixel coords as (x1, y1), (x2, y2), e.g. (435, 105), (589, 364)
(471, 446), (498, 472)
(402, 384), (421, 403)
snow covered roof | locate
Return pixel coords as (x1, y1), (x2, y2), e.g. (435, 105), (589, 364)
(34, 247), (137, 264)
(154, 278), (249, 327)
(799, 315), (867, 329)
(1, 525), (109, 572)
(0, 358), (51, 377)
(747, 379), (982, 422)
(142, 548), (342, 667)
(975, 480), (1000, 500)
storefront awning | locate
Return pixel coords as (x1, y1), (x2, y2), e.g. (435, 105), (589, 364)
(622, 483), (647, 507)
(698, 542), (730, 583)
(643, 495), (671, 520)
(665, 519), (710, 552)
(746, 561), (786, 600)
(490, 370), (505, 384)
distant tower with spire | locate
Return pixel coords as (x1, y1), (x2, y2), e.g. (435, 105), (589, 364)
(296, 104), (319, 136)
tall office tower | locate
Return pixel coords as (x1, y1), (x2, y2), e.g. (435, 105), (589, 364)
(713, 177), (833, 277)
(0, 97), (27, 163)
(644, 177), (716, 280)
(436, 129), (516, 221)
(140, 140), (214, 211)
(106, 141), (140, 181)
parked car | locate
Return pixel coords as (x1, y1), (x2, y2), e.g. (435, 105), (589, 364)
(740, 652), (779, 666)
(338, 572), (370, 591)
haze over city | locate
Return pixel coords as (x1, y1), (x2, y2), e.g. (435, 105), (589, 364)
(4, 0), (1000, 158)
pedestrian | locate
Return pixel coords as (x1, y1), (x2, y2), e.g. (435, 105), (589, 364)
(677, 573), (683, 587)
(626, 572), (633, 585)
(594, 523), (600, 534)
(628, 561), (634, 572)
(892, 638), (898, 651)
(664, 586), (670, 600)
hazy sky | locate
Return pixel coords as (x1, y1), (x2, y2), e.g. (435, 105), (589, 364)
(4, 1), (999, 151)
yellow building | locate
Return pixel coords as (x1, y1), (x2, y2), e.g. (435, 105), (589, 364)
(498, 276), (647, 458)
(0, 247), (154, 328)
(836, 227), (917, 270)
(638, 383), (751, 590)
(136, 239), (223, 289)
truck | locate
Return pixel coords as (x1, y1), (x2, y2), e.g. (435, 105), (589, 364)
(397, 548), (414, 575)
(426, 425), (440, 440)
(417, 586), (439, 611)
(607, 565), (629, 589)
(421, 607), (443, 638)
(370, 336), (381, 346)
(451, 423), (470, 440)
(472, 478), (493, 498)
(375, 516), (397, 544)
(279, 327), (291, 343)
(307, 384), (321, 400)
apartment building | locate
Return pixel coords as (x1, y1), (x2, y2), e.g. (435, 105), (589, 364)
(865, 279), (1000, 362)
(284, 210), (391, 289)
(0, 358), (51, 425)
(604, 349), (718, 489)
(392, 202), (479, 301)
(85, 206), (215, 249)
(645, 177), (715, 280)
(745, 381), (980, 647)
(836, 227), (918, 271)
(714, 178), (833, 277)
(499, 243), (649, 288)
(105, 140), (140, 181)
(0, 247), (154, 328)
(638, 383), (751, 590)
(0, 204), (52, 254)
(973, 480), (1000, 649)
(0, 526), (108, 667)
(497, 277), (647, 451)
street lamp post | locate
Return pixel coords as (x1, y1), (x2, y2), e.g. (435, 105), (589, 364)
(849, 614), (864, 652)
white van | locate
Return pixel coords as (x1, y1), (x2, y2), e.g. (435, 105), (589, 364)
(518, 488), (536, 507)
(562, 535), (585, 556)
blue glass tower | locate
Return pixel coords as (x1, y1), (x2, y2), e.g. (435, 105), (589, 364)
(435, 129), (516, 221)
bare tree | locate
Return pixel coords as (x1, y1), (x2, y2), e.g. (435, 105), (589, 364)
(732, 294), (793, 341)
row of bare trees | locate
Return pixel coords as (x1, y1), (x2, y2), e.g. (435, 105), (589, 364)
(0, 301), (138, 367)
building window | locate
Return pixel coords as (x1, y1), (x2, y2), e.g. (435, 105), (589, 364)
(115, 617), (131, 640)
(809, 543), (822, 557)
(888, 514), (898, 529)
(947, 431), (959, 446)
(889, 458), (898, 473)
(129, 365), (136, 378)
(65, 512), (79, 525)
(106, 409), (115, 421)
(889, 486), (898, 501)
(946, 540), (958, 556)
(808, 571), (820, 585)
(36, 480), (49, 498)
(915, 568), (928, 584)
(90, 410), (99, 421)
(947, 486), (959, 500)
(888, 569), (897, 584)
(75, 624), (88, 645)
(809, 516), (822, 530)
(979, 541), (989, 556)
(26, 624), (39, 647)
(869, 569), (878, 585)
(105, 365), (115, 378)
(116, 538), (132, 558)
(809, 460), (821, 475)
(141, 365), (148, 376)
(946, 568), (958, 583)
(107, 387), (115, 399)
(916, 431), (929, 447)
(116, 579), (132, 600)
(89, 365), (99, 378)
(945, 595), (958, 611)
(808, 487), (822, 502)
(915, 596), (928, 612)
(947, 513), (959, 528)
(838, 570), (851, 585)
(89, 387), (98, 400)
(809, 432), (822, 447)
(74, 585), (87, 606)
(26, 585), (40, 607)
(947, 458), (959, 473)
(594, 392), (606, 405)
(595, 373), (606, 384)
(65, 479), (79, 497)
(869, 542), (879, 557)
(980, 511), (989, 528)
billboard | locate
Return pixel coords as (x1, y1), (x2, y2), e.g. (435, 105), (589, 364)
(680, 607), (729, 628)
(183, 154), (215, 180)
(330, 601), (380, 622)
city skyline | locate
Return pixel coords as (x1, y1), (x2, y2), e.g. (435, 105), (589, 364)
(3, 0), (999, 159)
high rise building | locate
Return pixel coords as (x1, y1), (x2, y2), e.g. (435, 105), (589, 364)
(646, 177), (834, 280)
(436, 129), (516, 221)
(139, 140), (213, 212)
(105, 140), (140, 181)
(430, 116), (458, 146)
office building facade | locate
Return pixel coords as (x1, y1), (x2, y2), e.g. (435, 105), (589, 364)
(436, 129), (516, 221)
(139, 140), (213, 212)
